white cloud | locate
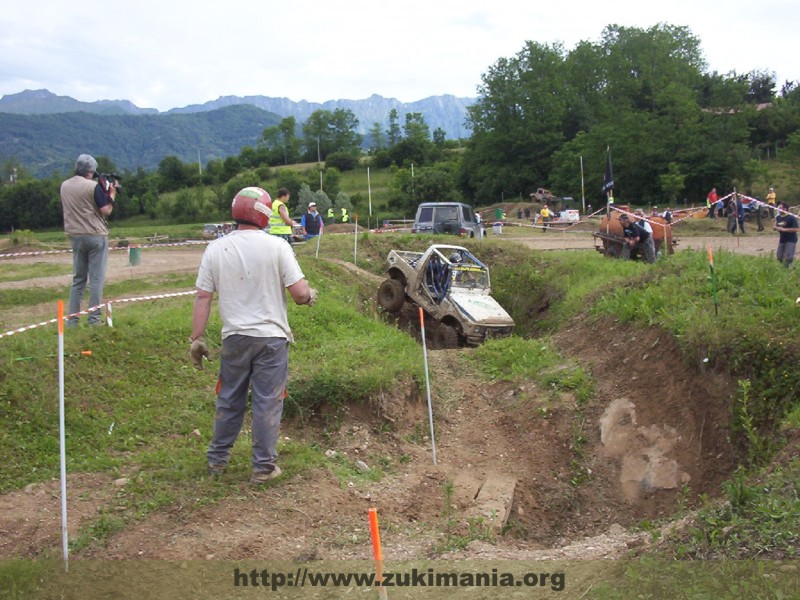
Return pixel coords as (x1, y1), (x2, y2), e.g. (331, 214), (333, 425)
(0, 0), (797, 110)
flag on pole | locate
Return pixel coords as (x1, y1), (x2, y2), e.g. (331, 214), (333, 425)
(602, 146), (614, 197)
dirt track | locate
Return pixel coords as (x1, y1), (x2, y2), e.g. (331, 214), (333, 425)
(508, 228), (777, 257)
(0, 230), (778, 331)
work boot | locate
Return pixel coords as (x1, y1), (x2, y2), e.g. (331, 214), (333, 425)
(250, 466), (282, 484)
(207, 463), (226, 477)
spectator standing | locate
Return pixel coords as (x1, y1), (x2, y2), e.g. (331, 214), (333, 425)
(735, 194), (745, 234)
(190, 187), (317, 483)
(340, 207), (349, 223)
(754, 198), (765, 232)
(540, 204), (553, 231)
(707, 187), (718, 219)
(726, 200), (738, 234)
(60, 154), (117, 326)
(773, 202), (799, 267)
(300, 202), (324, 239)
(327, 206), (335, 225)
(765, 187), (777, 219)
(269, 187), (298, 243)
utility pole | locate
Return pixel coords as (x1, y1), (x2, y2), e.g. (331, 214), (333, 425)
(317, 136), (323, 191)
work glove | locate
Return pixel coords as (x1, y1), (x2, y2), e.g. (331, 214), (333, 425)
(190, 337), (210, 370)
(306, 288), (318, 306)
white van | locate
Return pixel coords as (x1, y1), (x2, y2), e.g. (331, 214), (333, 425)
(411, 202), (483, 239)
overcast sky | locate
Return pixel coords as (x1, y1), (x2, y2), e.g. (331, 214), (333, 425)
(1, 0), (797, 111)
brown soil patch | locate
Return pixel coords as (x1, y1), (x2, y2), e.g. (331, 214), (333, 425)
(0, 474), (116, 557)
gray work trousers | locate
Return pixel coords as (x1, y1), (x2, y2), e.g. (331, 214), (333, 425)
(622, 237), (656, 263)
(207, 335), (289, 473)
(68, 235), (108, 325)
(777, 241), (797, 267)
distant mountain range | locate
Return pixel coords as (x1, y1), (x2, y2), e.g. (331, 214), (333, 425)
(0, 89), (475, 177)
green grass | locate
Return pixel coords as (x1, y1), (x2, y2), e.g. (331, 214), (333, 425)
(0, 262), (71, 283)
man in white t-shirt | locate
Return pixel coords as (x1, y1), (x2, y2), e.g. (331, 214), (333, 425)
(189, 187), (317, 484)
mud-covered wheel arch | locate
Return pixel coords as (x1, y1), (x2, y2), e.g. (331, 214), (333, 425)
(377, 278), (405, 312)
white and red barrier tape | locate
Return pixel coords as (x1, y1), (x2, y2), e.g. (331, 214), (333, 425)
(0, 290), (196, 340)
(0, 239), (209, 260)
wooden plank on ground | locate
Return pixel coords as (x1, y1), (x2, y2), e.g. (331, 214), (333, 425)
(469, 471), (517, 533)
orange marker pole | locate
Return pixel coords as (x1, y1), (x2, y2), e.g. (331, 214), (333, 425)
(57, 300), (69, 571)
(418, 308), (437, 465)
(368, 508), (388, 600)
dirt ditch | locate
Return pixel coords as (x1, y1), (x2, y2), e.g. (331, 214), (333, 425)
(0, 239), (742, 562)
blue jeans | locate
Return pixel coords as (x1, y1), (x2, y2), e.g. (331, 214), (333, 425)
(207, 335), (289, 473)
(68, 235), (108, 325)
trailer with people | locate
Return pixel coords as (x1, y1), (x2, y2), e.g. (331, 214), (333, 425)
(592, 207), (676, 258)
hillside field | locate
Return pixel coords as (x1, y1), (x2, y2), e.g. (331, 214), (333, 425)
(0, 224), (798, 599)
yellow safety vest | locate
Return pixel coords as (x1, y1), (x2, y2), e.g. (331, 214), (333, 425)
(269, 199), (292, 235)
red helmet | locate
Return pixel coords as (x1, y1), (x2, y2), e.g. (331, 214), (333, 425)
(231, 187), (272, 228)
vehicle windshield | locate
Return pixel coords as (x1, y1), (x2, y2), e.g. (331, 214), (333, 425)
(450, 266), (489, 290)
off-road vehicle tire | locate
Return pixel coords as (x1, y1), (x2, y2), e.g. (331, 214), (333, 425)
(432, 323), (460, 350)
(377, 279), (405, 312)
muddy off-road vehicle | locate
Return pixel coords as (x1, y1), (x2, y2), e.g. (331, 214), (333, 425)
(377, 244), (515, 348)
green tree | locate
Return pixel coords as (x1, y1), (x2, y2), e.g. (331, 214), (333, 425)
(389, 164), (460, 214)
(330, 108), (362, 153)
(298, 183), (316, 213)
(403, 112), (430, 142)
(367, 122), (385, 151)
(659, 162), (686, 205)
(1, 179), (62, 230)
(157, 156), (191, 192)
(322, 168), (341, 198)
(325, 152), (358, 171)
(261, 116), (301, 165)
(334, 191), (352, 216)
(302, 110), (332, 163)
(386, 109), (401, 146)
(461, 40), (568, 201)
(301, 109), (361, 163)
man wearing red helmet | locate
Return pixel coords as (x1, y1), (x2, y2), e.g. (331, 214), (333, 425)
(189, 187), (318, 484)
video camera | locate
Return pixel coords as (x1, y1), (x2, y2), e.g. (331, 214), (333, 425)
(93, 172), (122, 194)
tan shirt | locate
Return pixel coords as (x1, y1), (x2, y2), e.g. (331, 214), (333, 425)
(60, 175), (108, 236)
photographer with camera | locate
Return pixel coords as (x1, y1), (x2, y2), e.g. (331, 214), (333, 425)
(60, 153), (118, 327)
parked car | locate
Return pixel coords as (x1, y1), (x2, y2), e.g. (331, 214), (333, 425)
(411, 202), (483, 238)
(202, 222), (235, 239)
(741, 198), (770, 220)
